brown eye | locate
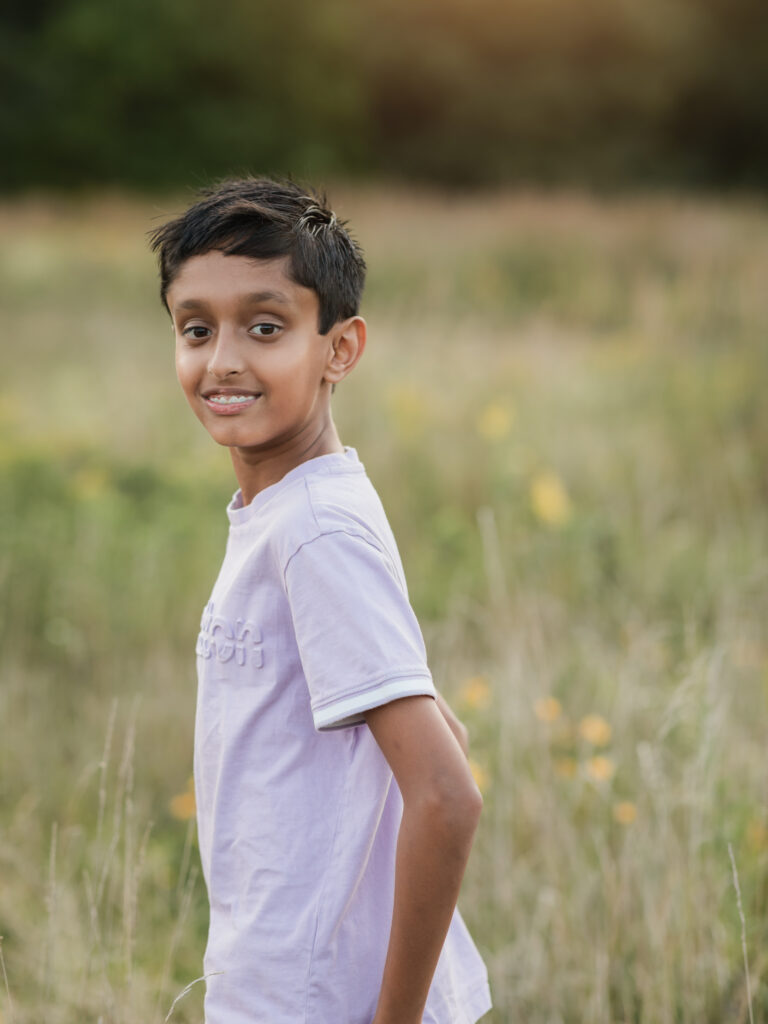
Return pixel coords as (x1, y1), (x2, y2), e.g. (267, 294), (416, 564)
(182, 325), (211, 341)
(251, 323), (280, 338)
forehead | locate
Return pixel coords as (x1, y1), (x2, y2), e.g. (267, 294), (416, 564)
(167, 251), (318, 318)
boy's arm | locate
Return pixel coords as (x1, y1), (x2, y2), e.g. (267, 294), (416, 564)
(435, 691), (469, 757)
(363, 695), (483, 1024)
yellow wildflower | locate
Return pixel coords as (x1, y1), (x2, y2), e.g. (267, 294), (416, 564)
(169, 777), (196, 821)
(476, 402), (514, 441)
(460, 675), (491, 710)
(578, 713), (612, 747)
(469, 758), (489, 793)
(534, 696), (562, 723)
(585, 756), (615, 782)
(613, 801), (637, 825)
(554, 757), (578, 779)
(530, 471), (572, 526)
(746, 817), (768, 851)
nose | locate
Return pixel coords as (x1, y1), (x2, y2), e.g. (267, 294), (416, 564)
(206, 324), (246, 379)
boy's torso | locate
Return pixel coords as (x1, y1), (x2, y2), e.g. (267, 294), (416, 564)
(194, 447), (491, 1024)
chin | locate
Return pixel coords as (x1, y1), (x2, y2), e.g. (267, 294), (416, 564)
(211, 424), (275, 450)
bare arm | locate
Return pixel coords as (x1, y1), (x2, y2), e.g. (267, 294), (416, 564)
(363, 695), (483, 1024)
(435, 690), (469, 758)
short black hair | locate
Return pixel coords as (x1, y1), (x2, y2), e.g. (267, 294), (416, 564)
(149, 176), (366, 335)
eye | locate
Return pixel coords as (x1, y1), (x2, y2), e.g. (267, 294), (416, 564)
(250, 322), (281, 339)
(181, 324), (211, 342)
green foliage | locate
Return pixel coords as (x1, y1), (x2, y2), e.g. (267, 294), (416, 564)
(2, 0), (768, 188)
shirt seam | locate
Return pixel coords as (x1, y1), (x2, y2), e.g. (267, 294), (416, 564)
(301, 476), (322, 535)
(281, 527), (397, 591)
(227, 461), (364, 526)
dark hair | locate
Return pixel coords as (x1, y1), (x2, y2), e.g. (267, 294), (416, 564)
(148, 176), (366, 335)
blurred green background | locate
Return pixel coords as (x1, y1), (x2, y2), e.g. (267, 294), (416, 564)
(2, 2), (768, 1022)
(3, 0), (768, 189)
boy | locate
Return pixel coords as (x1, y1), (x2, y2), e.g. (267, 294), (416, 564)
(150, 177), (492, 1024)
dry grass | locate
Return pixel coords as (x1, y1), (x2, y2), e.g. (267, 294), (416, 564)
(0, 185), (766, 1022)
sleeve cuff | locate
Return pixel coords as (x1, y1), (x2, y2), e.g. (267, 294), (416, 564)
(313, 676), (437, 732)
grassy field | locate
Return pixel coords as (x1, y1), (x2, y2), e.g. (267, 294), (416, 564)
(1, 185), (767, 1023)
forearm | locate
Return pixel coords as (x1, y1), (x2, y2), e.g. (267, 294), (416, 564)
(435, 691), (469, 757)
(372, 793), (481, 1024)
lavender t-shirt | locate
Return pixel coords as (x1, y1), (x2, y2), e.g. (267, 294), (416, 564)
(194, 446), (492, 1024)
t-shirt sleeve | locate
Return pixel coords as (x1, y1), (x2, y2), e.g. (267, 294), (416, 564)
(283, 529), (437, 731)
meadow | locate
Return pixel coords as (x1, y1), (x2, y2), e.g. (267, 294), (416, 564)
(1, 185), (766, 1023)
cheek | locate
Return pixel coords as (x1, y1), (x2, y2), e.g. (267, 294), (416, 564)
(175, 346), (199, 392)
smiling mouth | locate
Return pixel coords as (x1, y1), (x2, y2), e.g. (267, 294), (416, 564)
(207, 394), (257, 405)
(202, 391), (262, 413)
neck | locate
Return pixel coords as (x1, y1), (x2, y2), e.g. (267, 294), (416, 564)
(230, 417), (344, 506)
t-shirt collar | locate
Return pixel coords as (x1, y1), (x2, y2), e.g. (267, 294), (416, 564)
(227, 446), (361, 525)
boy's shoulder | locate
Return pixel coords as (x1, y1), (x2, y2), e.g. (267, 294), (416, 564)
(261, 451), (397, 575)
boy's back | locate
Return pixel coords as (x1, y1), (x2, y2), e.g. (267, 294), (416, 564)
(195, 447), (491, 1023)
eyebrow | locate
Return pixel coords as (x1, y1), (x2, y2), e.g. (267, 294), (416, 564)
(175, 290), (292, 311)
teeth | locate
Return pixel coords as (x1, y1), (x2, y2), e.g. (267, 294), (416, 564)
(209, 394), (255, 404)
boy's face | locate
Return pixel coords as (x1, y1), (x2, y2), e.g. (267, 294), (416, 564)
(167, 252), (339, 454)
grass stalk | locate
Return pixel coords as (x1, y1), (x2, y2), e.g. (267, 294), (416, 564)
(727, 842), (755, 1024)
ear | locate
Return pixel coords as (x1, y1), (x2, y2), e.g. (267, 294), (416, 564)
(323, 316), (367, 385)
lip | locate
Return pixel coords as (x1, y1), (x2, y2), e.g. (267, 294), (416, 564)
(201, 388), (262, 414)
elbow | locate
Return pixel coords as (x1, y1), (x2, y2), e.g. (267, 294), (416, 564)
(461, 777), (484, 832)
(452, 767), (483, 824)
(455, 757), (484, 822)
(417, 770), (483, 840)
(441, 781), (483, 845)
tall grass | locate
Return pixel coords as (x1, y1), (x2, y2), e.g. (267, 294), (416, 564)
(1, 187), (766, 1022)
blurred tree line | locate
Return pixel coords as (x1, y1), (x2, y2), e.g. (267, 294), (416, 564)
(2, 0), (767, 190)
